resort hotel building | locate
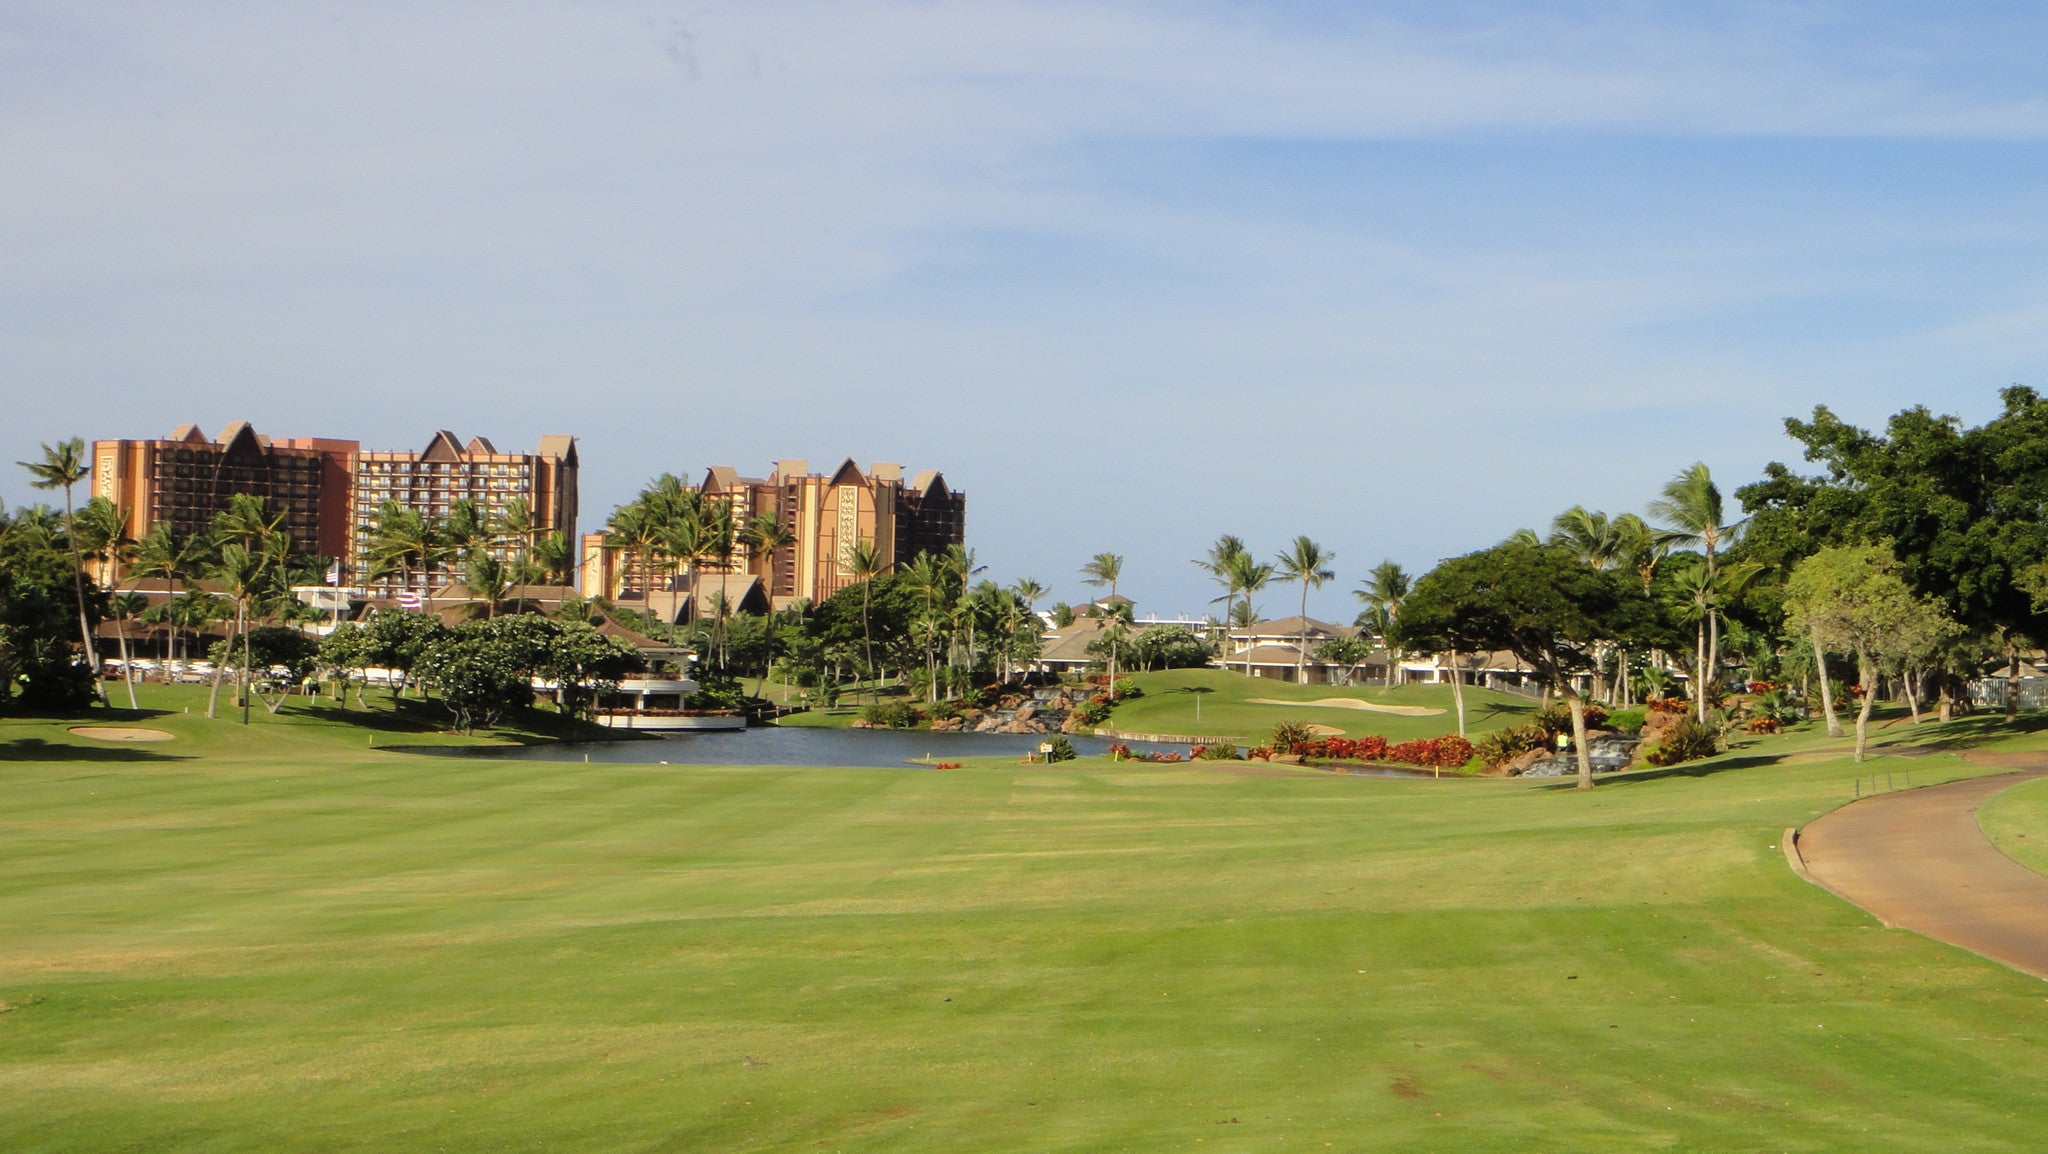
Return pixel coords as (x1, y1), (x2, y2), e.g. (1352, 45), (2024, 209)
(579, 458), (966, 622)
(89, 423), (580, 590)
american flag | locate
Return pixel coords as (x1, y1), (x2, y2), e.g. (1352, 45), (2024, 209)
(396, 590), (425, 611)
(325, 562), (342, 586)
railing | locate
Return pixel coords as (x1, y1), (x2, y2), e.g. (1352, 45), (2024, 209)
(1853, 767), (1915, 798)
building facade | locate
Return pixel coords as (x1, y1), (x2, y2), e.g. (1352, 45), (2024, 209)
(351, 431), (579, 590)
(579, 458), (966, 618)
(89, 424), (578, 590)
(92, 423), (359, 565)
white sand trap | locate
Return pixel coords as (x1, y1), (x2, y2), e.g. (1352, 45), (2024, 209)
(68, 726), (175, 742)
(1306, 723), (1345, 737)
(1247, 697), (1445, 717)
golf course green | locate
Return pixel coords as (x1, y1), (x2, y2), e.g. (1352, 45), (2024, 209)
(5, 685), (2048, 1151)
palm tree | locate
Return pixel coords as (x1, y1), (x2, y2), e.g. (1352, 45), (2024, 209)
(1354, 560), (1411, 687)
(1227, 552), (1274, 676)
(1649, 462), (1745, 721)
(1608, 512), (1669, 707)
(1078, 552), (1125, 697)
(1194, 534), (1249, 643)
(368, 500), (446, 595)
(1548, 506), (1622, 570)
(207, 542), (273, 722)
(1007, 577), (1049, 683)
(444, 498), (491, 560)
(842, 538), (888, 698)
(899, 552), (949, 701)
(133, 522), (196, 675)
(1275, 536), (1335, 684)
(18, 438), (102, 697)
(528, 530), (575, 586)
(107, 592), (148, 709)
(461, 554), (511, 619)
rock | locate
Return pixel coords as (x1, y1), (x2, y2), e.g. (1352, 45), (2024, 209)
(974, 715), (1002, 733)
(930, 717), (964, 732)
(1502, 748), (1548, 777)
(850, 718), (873, 729)
(1014, 703), (1038, 723)
(1059, 714), (1085, 734)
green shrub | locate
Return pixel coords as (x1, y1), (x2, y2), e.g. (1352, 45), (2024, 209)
(1604, 708), (1647, 734)
(1193, 742), (1240, 760)
(1072, 697), (1114, 726)
(1472, 723), (1545, 768)
(861, 701), (918, 729)
(1532, 702), (1608, 739)
(1269, 720), (1318, 750)
(1645, 717), (1720, 767)
(1043, 736), (1076, 763)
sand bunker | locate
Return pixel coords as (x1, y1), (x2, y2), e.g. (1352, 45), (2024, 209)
(67, 726), (175, 742)
(1306, 723), (1345, 737)
(1246, 697), (1446, 717)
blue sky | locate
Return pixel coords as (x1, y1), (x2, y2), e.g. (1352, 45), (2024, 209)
(5, 2), (2047, 619)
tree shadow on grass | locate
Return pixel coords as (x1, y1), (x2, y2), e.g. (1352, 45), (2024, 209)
(1528, 753), (1791, 789)
(1869, 713), (2048, 754)
(0, 738), (190, 763)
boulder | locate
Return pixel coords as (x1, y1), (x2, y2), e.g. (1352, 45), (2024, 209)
(930, 717), (964, 732)
(850, 718), (873, 730)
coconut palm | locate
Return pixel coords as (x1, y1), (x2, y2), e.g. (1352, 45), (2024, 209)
(1078, 552), (1125, 696)
(17, 437), (101, 696)
(1354, 560), (1411, 686)
(367, 500), (447, 595)
(842, 538), (888, 697)
(133, 522), (197, 674)
(527, 530), (575, 586)
(106, 592), (147, 709)
(1548, 506), (1622, 570)
(1227, 552), (1275, 675)
(1275, 536), (1336, 684)
(461, 554), (512, 619)
(1194, 534), (1250, 641)
(207, 542), (274, 722)
(444, 498), (491, 561)
(1649, 462), (1745, 720)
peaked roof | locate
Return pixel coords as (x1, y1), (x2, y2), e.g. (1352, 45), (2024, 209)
(1230, 616), (1344, 639)
(421, 430), (465, 462)
(464, 435), (498, 454)
(909, 470), (949, 497)
(536, 434), (577, 463)
(170, 423), (207, 444)
(826, 457), (867, 487)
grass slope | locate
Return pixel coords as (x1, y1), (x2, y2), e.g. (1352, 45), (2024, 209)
(1101, 668), (1535, 742)
(1978, 774), (2048, 876)
(5, 702), (2048, 1150)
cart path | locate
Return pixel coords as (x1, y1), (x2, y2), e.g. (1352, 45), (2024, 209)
(1795, 753), (2048, 979)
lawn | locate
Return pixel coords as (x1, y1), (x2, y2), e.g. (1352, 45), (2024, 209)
(1100, 667), (1536, 743)
(5, 693), (2048, 1151)
(1978, 773), (2048, 874)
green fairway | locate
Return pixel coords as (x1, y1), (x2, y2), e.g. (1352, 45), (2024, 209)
(1978, 773), (2048, 874)
(6, 695), (2048, 1151)
(1100, 668), (1535, 742)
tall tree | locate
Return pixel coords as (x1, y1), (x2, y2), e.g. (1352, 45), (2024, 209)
(1078, 552), (1125, 697)
(842, 538), (888, 697)
(1786, 545), (1958, 762)
(17, 438), (102, 699)
(1396, 542), (1640, 789)
(1354, 560), (1411, 687)
(1227, 552), (1275, 676)
(1275, 536), (1336, 684)
(1195, 535), (1250, 647)
(1649, 462), (1744, 721)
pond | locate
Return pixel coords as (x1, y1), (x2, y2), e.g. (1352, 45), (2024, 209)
(449, 726), (1189, 768)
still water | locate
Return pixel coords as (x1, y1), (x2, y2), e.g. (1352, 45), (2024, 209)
(458, 727), (1186, 768)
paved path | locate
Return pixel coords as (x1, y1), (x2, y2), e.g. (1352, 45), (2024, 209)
(1795, 756), (2048, 979)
